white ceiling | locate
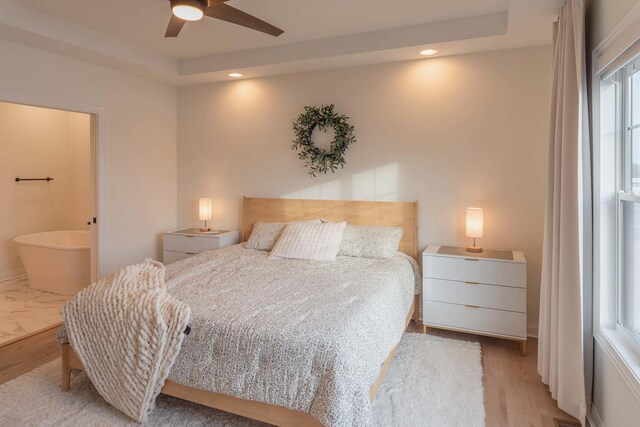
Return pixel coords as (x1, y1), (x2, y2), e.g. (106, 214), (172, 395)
(1, 0), (563, 85)
(17, 0), (510, 58)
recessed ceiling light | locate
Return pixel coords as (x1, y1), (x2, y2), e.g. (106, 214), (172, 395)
(420, 49), (438, 56)
(171, 0), (204, 21)
(228, 73), (243, 78)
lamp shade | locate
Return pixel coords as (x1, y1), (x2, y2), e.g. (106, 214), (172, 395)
(466, 207), (483, 238)
(198, 198), (212, 221)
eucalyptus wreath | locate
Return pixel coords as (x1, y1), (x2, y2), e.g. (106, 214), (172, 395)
(291, 104), (356, 177)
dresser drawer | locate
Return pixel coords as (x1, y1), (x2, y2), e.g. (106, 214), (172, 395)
(423, 278), (526, 313)
(423, 255), (526, 288)
(163, 234), (222, 253)
(163, 250), (196, 264)
(423, 300), (526, 339)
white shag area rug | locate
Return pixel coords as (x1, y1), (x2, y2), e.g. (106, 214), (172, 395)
(0, 333), (484, 426)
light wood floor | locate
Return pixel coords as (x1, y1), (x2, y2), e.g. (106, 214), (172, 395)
(0, 322), (60, 384)
(407, 322), (578, 427)
(2, 321), (579, 427)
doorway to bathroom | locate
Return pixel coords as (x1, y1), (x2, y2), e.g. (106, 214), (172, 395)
(0, 96), (100, 360)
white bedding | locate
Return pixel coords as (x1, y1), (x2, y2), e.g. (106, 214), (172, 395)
(164, 244), (420, 426)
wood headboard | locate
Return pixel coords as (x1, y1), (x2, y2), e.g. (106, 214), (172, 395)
(242, 197), (419, 259)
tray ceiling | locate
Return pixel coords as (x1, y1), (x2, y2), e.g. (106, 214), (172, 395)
(3, 0), (563, 84)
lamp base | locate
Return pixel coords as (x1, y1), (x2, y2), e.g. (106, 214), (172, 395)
(466, 246), (483, 253)
(200, 227), (211, 232)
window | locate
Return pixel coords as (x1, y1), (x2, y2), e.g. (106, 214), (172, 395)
(617, 58), (640, 343)
(593, 7), (640, 395)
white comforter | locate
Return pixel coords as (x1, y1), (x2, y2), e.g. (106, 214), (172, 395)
(165, 244), (420, 426)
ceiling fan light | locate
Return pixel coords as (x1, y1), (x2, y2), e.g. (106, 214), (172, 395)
(171, 0), (204, 21)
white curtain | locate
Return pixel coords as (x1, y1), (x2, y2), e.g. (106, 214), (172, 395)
(538, 0), (591, 424)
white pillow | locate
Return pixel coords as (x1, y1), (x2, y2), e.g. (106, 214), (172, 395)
(338, 224), (403, 258)
(245, 219), (322, 251)
(269, 221), (347, 261)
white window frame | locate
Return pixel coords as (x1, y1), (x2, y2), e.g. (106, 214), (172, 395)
(615, 60), (640, 344)
(592, 3), (640, 401)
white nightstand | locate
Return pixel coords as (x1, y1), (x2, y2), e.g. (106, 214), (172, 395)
(163, 228), (240, 264)
(422, 244), (527, 355)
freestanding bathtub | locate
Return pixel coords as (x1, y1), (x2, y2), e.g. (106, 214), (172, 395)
(14, 230), (91, 296)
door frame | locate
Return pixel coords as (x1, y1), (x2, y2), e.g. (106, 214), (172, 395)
(0, 89), (104, 281)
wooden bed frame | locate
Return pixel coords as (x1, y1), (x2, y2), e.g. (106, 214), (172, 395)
(62, 197), (420, 427)
(242, 196), (419, 260)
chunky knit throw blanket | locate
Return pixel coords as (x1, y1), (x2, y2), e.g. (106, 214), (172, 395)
(62, 259), (190, 422)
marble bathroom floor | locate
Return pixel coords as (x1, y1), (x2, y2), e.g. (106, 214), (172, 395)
(0, 277), (69, 346)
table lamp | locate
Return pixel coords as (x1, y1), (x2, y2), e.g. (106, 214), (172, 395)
(199, 198), (212, 232)
(466, 207), (483, 253)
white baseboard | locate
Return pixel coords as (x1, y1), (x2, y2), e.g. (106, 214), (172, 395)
(0, 268), (26, 282)
(588, 404), (604, 427)
(527, 323), (539, 338)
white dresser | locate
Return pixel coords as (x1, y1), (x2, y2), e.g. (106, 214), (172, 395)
(422, 244), (527, 355)
(163, 228), (240, 264)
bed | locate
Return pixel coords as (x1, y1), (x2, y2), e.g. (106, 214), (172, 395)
(61, 197), (420, 426)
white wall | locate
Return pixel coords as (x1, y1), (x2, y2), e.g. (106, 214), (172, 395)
(586, 0), (640, 51)
(0, 39), (177, 277)
(177, 46), (552, 327)
(587, 0), (640, 425)
(592, 343), (640, 426)
(0, 102), (90, 278)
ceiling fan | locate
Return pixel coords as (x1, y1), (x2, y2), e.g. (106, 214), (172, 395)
(165, 0), (284, 38)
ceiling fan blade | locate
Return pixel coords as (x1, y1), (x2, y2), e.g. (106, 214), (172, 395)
(205, 3), (284, 37)
(206, 0), (229, 5)
(165, 14), (186, 37)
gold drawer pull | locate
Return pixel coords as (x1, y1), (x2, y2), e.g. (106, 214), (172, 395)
(465, 305), (480, 309)
(464, 281), (479, 285)
(464, 258), (479, 262)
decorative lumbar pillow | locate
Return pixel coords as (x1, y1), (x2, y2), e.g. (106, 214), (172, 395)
(338, 224), (403, 258)
(269, 221), (347, 261)
(245, 219), (322, 251)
